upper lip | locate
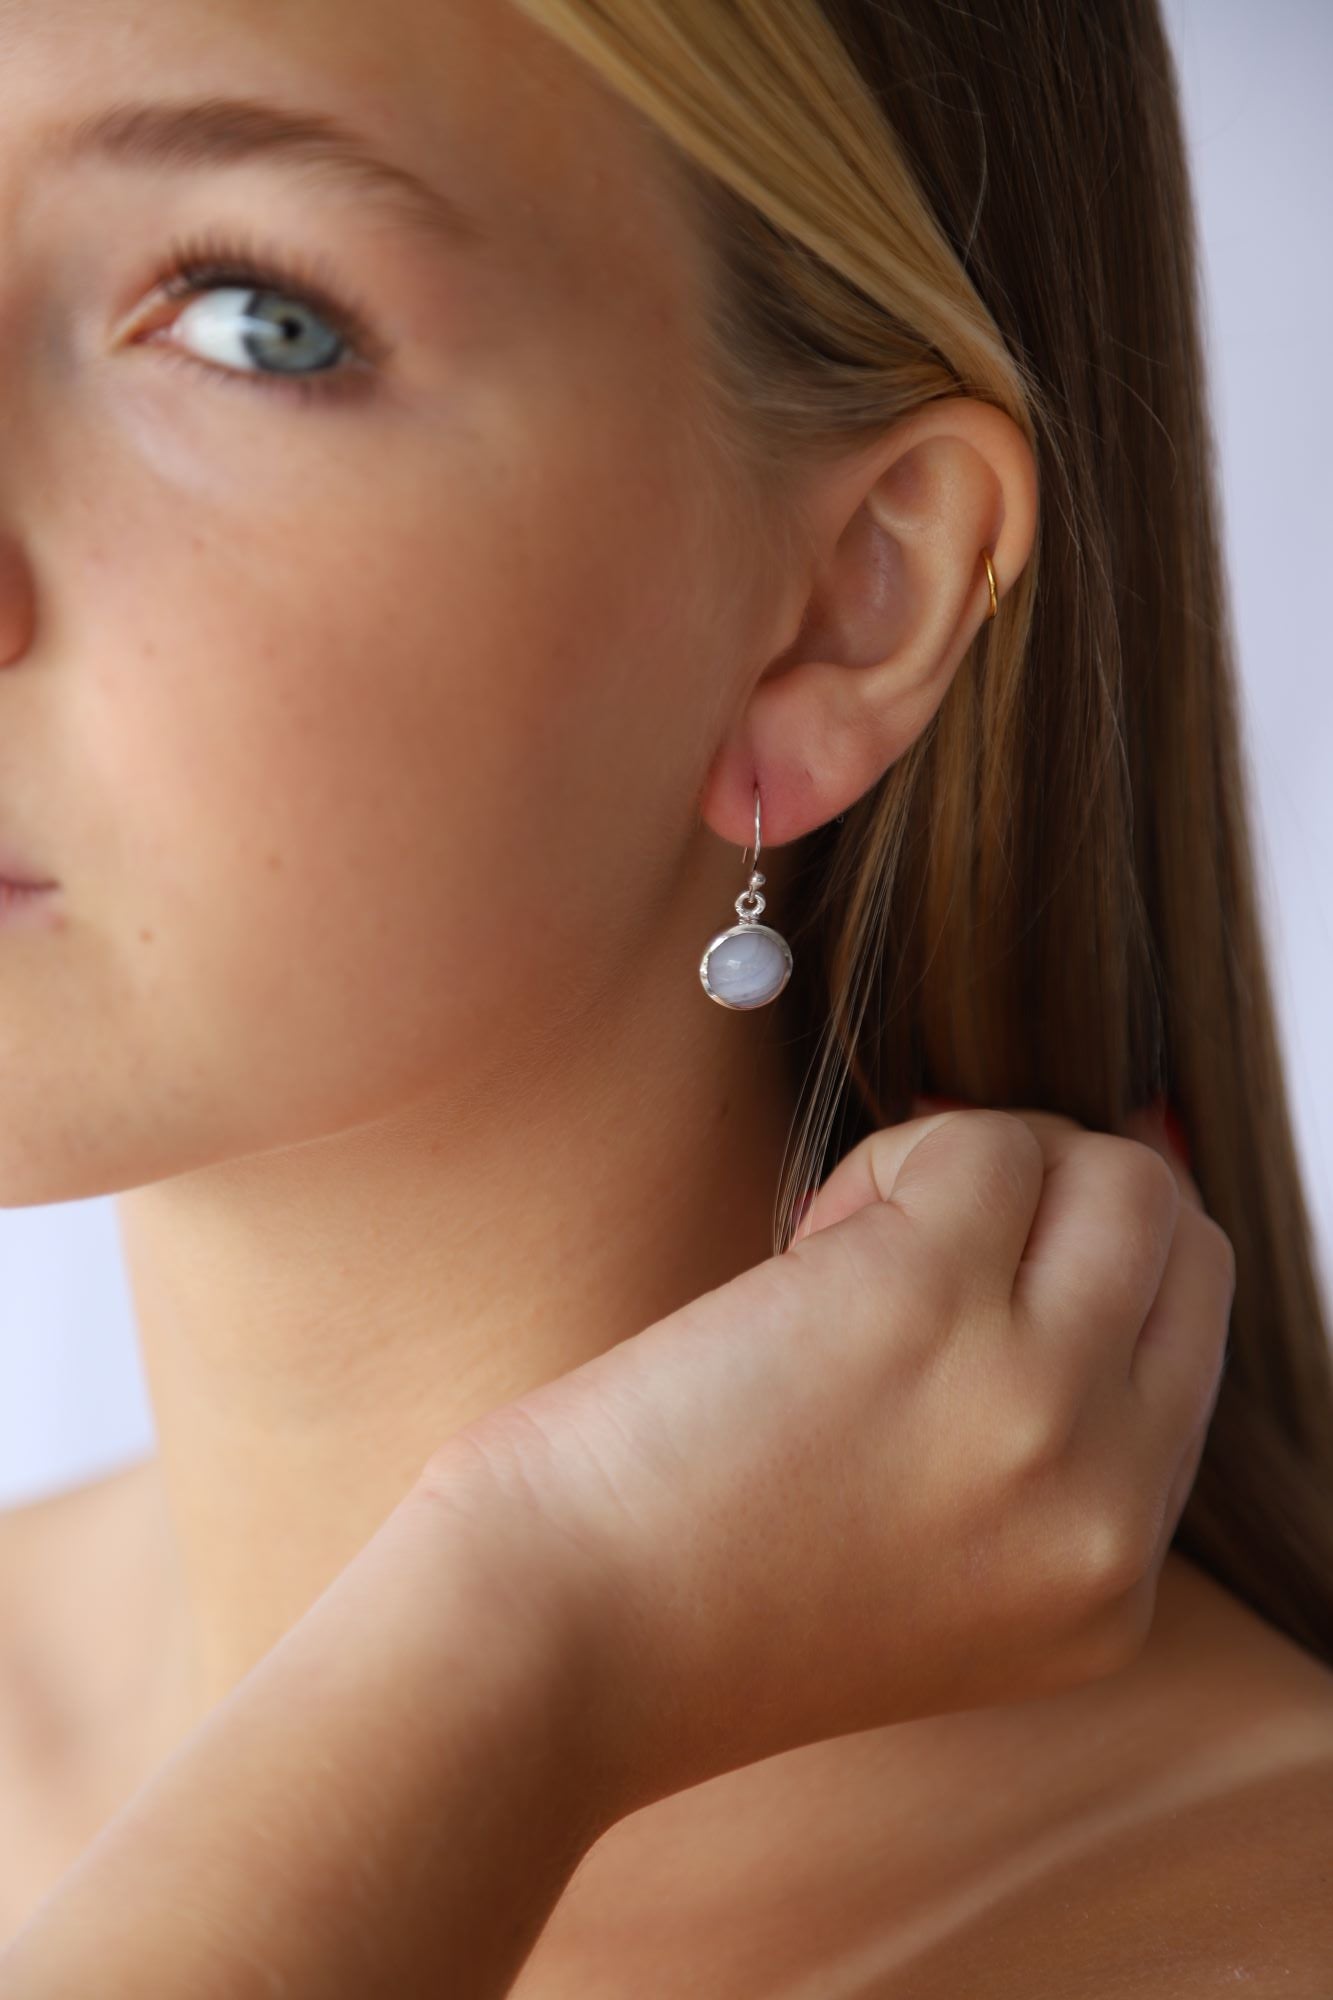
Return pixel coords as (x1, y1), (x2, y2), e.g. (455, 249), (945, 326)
(0, 840), (56, 889)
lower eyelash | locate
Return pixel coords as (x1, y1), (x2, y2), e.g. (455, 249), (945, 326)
(151, 335), (373, 406)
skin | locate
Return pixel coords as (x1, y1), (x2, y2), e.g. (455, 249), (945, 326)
(0, 1113), (1328, 1997)
(0, 0), (1036, 1708)
(3, 0), (1330, 1989)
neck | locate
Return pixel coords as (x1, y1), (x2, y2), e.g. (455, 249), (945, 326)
(116, 878), (804, 1720)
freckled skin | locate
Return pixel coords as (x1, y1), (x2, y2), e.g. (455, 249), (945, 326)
(0, 0), (834, 1748)
(1, 0), (778, 1207)
(15, 9), (1319, 1994)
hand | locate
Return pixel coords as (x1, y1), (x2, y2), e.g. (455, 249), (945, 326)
(419, 1101), (1235, 1821)
(0, 1102), (1232, 2000)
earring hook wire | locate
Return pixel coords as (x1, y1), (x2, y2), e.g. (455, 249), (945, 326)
(742, 783), (763, 874)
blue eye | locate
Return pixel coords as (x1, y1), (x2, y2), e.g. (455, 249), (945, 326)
(140, 231), (385, 404)
(172, 285), (348, 382)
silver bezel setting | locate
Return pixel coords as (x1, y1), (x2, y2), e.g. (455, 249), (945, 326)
(698, 922), (794, 1010)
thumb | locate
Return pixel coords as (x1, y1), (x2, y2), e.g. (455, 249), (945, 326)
(787, 1095), (971, 1245)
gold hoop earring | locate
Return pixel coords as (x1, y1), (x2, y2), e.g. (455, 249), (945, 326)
(982, 548), (999, 620)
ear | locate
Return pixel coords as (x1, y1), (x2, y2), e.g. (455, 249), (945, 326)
(699, 396), (1038, 850)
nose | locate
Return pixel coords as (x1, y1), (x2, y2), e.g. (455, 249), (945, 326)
(0, 530), (36, 669)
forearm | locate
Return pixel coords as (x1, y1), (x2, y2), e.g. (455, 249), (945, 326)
(0, 1466), (627, 1999)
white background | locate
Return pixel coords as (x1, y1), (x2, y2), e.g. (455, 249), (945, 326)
(2, 0), (1330, 1507)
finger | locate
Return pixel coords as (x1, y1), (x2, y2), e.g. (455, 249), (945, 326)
(791, 1104), (1093, 1250)
(1156, 1386), (1215, 1550)
(1129, 1197), (1234, 1434)
(1120, 1097), (1232, 1436)
(787, 1111), (952, 1244)
(1011, 1130), (1182, 1371)
(791, 1105), (1066, 1300)
(1115, 1205), (1232, 1584)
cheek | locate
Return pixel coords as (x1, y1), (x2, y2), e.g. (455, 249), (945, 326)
(54, 419), (722, 1162)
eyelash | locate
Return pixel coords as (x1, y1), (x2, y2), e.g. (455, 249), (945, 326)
(143, 228), (388, 405)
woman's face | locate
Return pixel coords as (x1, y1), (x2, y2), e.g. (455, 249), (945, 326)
(0, 0), (785, 1201)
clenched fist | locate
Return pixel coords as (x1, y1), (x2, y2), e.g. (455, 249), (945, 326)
(421, 1101), (1234, 1820)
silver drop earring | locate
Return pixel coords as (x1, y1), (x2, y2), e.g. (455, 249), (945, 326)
(699, 783), (793, 1009)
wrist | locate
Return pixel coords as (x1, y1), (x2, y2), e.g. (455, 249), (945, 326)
(409, 1436), (658, 1840)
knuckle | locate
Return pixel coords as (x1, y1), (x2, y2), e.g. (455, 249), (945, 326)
(997, 1362), (1074, 1480)
(1008, 1412), (1069, 1482)
(1068, 1496), (1154, 1603)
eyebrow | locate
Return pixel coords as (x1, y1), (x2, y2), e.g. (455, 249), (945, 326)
(52, 95), (484, 250)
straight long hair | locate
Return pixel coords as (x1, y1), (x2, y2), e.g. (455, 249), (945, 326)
(508, 0), (1333, 1666)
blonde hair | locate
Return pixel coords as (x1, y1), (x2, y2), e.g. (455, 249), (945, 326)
(507, 0), (1333, 1664)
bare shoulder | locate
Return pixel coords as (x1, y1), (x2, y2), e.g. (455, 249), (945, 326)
(0, 1458), (165, 1747)
(891, 1741), (1333, 1999)
(0, 1458), (179, 1944)
(0, 1456), (159, 1587)
(882, 1567), (1333, 2000)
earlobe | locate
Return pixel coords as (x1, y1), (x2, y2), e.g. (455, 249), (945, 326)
(698, 396), (1036, 852)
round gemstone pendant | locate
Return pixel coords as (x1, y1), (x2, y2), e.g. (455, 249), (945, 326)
(699, 919), (793, 1009)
